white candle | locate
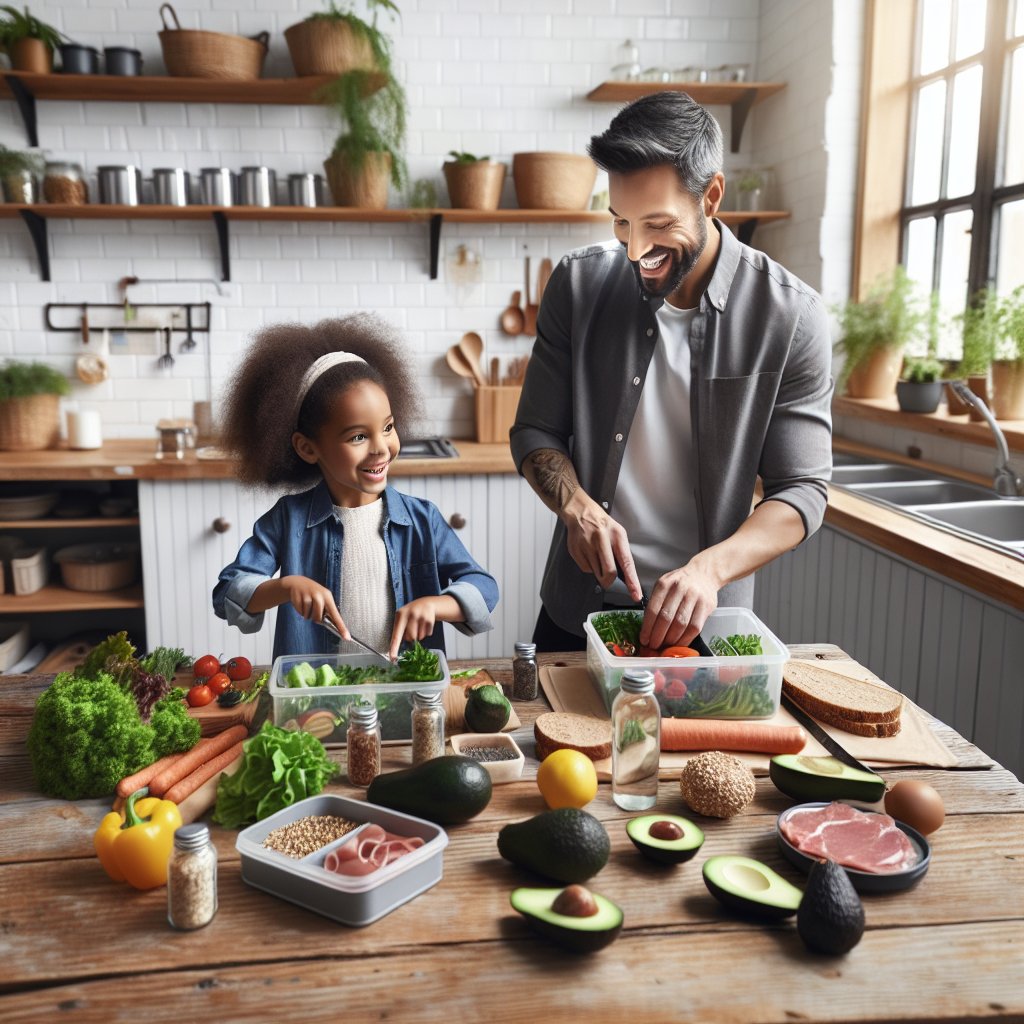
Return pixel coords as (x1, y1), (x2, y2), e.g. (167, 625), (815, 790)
(68, 409), (102, 450)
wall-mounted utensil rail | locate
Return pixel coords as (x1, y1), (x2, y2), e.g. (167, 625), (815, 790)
(44, 301), (212, 335)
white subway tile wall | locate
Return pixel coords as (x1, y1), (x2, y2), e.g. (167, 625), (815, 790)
(0, 0), (854, 439)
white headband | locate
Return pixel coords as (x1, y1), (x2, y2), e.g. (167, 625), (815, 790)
(296, 351), (367, 413)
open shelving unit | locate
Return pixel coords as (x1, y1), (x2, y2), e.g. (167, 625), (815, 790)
(0, 583), (144, 614)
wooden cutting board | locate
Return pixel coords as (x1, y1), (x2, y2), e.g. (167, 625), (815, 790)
(444, 669), (521, 733)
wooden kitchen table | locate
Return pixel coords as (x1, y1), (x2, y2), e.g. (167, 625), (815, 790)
(2, 647), (1022, 1024)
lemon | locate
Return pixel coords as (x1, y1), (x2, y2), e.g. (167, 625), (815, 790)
(536, 748), (598, 809)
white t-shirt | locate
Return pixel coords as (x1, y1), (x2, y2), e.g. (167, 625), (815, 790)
(608, 301), (700, 598)
(334, 498), (395, 654)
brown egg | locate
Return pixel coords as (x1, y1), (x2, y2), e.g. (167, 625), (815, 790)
(884, 779), (945, 835)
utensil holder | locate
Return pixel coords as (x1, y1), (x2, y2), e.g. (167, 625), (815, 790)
(474, 386), (521, 444)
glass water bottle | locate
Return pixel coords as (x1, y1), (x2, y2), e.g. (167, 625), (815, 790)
(611, 668), (661, 810)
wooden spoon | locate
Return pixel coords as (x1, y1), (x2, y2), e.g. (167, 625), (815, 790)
(458, 331), (488, 388)
(537, 257), (553, 304)
(446, 345), (478, 386)
(500, 290), (525, 336)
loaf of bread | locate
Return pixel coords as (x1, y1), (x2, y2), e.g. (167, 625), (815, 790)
(534, 712), (612, 762)
(782, 661), (903, 737)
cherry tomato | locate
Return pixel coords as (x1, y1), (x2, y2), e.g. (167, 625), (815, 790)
(222, 656), (252, 682)
(659, 646), (701, 658)
(193, 654), (220, 679)
(206, 672), (232, 696)
(665, 679), (688, 698)
(186, 683), (214, 708)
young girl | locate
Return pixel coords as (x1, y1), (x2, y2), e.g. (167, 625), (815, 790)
(213, 315), (498, 662)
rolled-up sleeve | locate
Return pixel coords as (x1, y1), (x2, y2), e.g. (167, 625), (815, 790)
(756, 290), (834, 538)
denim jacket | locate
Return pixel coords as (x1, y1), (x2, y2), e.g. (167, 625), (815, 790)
(212, 482), (498, 660)
(510, 221), (834, 635)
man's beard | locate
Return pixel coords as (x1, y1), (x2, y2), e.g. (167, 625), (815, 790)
(633, 215), (708, 300)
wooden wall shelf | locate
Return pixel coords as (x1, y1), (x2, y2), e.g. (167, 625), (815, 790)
(585, 81), (786, 152)
(0, 583), (144, 613)
(0, 204), (788, 282)
(0, 517), (139, 530)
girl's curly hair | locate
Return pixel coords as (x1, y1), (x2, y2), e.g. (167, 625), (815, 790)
(220, 315), (424, 489)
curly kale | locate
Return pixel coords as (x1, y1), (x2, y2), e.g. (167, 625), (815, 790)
(150, 687), (200, 758)
(78, 630), (136, 684)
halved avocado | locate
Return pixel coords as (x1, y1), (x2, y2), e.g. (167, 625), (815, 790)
(770, 754), (886, 804)
(702, 855), (803, 919)
(626, 814), (705, 864)
(510, 886), (623, 953)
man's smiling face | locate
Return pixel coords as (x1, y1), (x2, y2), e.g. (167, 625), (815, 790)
(608, 163), (721, 308)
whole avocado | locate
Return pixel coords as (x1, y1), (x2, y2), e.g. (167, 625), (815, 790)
(797, 858), (866, 954)
(367, 755), (492, 824)
(498, 808), (610, 883)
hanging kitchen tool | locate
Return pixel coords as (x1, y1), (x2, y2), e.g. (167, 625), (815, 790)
(523, 255), (538, 335)
(75, 310), (109, 385)
(157, 327), (175, 370)
(500, 290), (525, 336)
(179, 305), (198, 352)
(446, 345), (478, 386)
(537, 257), (553, 305)
(457, 331), (488, 388)
(490, 356), (500, 387)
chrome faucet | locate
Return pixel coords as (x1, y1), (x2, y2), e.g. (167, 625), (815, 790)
(949, 381), (1024, 497)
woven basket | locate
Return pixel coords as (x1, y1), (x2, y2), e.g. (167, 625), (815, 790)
(444, 160), (506, 211)
(0, 394), (61, 452)
(54, 543), (140, 593)
(324, 152), (392, 209)
(512, 152), (597, 210)
(159, 4), (269, 81)
(284, 18), (375, 77)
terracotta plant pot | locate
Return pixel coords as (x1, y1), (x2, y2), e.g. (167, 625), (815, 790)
(11, 38), (52, 74)
(443, 160), (506, 211)
(283, 18), (374, 76)
(945, 380), (971, 415)
(844, 346), (902, 399)
(966, 374), (989, 421)
(896, 380), (944, 414)
(991, 360), (1024, 420)
(323, 151), (391, 209)
(512, 152), (597, 210)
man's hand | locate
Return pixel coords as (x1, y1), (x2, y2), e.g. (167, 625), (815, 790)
(640, 560), (721, 650)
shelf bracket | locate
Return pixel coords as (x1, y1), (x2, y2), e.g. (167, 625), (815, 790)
(428, 213), (443, 280)
(211, 211), (230, 282)
(729, 89), (757, 153)
(4, 74), (38, 147)
(19, 209), (50, 281)
(736, 218), (759, 245)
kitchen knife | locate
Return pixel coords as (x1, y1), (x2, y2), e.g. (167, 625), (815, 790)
(781, 690), (880, 777)
(320, 615), (393, 666)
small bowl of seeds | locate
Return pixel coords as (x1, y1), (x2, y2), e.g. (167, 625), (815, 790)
(450, 732), (524, 784)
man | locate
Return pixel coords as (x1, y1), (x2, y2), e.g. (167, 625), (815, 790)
(510, 91), (833, 653)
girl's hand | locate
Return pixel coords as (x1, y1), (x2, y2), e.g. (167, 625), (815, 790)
(389, 596), (461, 661)
(281, 575), (348, 639)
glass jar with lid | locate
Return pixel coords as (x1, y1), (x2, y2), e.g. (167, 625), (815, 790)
(411, 689), (446, 764)
(43, 161), (89, 205)
(347, 700), (381, 787)
(167, 823), (218, 930)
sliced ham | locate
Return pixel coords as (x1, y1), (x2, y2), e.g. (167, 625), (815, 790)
(323, 824), (424, 877)
(781, 801), (918, 874)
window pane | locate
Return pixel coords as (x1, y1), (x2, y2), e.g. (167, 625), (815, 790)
(920, 0), (953, 74)
(938, 208), (973, 334)
(1005, 45), (1024, 185)
(954, 0), (987, 59)
(947, 64), (982, 196)
(910, 79), (947, 204)
(1016, 0), (1024, 38)
(996, 198), (1024, 294)
(906, 216), (938, 292)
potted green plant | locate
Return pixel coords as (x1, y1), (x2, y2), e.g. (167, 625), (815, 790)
(283, 0), (395, 77)
(443, 151), (506, 211)
(834, 265), (926, 399)
(0, 143), (44, 202)
(896, 356), (945, 413)
(313, 1), (407, 209)
(0, 5), (64, 73)
(991, 285), (1024, 420)
(951, 287), (998, 418)
(735, 169), (766, 212)
(0, 360), (68, 451)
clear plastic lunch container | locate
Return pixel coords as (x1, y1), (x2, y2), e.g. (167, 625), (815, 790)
(236, 794), (448, 926)
(583, 607), (788, 720)
(268, 651), (450, 746)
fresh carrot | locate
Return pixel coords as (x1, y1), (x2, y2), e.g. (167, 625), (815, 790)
(660, 718), (807, 754)
(164, 742), (245, 805)
(116, 751), (186, 799)
(149, 724), (249, 797)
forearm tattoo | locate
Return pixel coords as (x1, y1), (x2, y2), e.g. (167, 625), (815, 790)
(528, 449), (579, 512)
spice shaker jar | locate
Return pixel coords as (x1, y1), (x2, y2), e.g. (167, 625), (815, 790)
(43, 161), (89, 204)
(411, 689), (446, 764)
(167, 823), (218, 930)
(347, 700), (381, 787)
(511, 641), (538, 701)
(611, 669), (661, 811)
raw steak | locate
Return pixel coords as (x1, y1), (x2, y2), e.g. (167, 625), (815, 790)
(781, 801), (918, 874)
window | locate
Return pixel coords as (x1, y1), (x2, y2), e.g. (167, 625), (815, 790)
(901, 0), (1024, 356)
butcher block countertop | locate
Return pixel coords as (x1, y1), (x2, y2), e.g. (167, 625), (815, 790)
(0, 646), (1021, 1023)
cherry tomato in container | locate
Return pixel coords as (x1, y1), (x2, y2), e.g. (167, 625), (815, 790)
(659, 646), (700, 659)
(186, 683), (214, 708)
(206, 672), (232, 696)
(193, 654), (220, 679)
(222, 656), (252, 682)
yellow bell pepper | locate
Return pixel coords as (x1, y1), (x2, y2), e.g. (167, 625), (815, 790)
(94, 787), (182, 890)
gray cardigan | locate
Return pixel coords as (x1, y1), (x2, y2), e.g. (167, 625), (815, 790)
(510, 221), (834, 636)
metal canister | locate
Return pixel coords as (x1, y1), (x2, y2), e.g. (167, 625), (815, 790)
(199, 167), (236, 206)
(152, 168), (191, 206)
(97, 165), (143, 205)
(104, 47), (143, 75)
(287, 172), (324, 207)
(238, 166), (277, 207)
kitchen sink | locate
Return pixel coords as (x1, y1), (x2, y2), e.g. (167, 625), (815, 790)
(843, 479), (995, 506)
(914, 501), (1024, 548)
(830, 464), (936, 485)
